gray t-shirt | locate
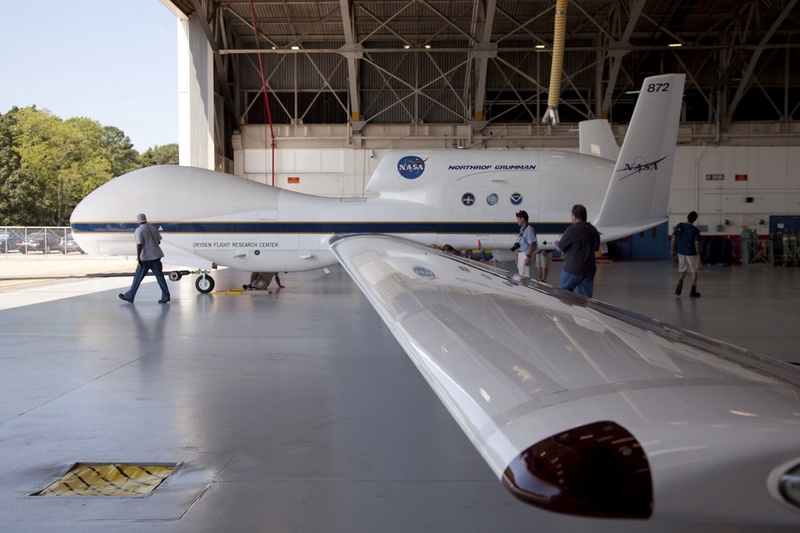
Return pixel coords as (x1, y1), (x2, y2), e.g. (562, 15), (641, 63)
(134, 223), (165, 261)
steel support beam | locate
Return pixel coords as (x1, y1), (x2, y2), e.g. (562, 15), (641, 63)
(339, 0), (364, 131)
(471, 0), (498, 131)
(600, 0), (647, 119)
(721, 0), (798, 130)
(190, 0), (240, 131)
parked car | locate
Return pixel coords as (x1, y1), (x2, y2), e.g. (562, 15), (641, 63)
(59, 233), (85, 254)
(23, 232), (62, 254)
(0, 231), (25, 253)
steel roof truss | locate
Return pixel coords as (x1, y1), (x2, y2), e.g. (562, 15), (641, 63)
(722, 0), (798, 129)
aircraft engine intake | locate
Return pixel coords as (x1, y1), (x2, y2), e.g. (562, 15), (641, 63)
(501, 420), (652, 519)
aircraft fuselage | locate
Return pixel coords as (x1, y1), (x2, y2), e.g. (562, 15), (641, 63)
(71, 151), (613, 272)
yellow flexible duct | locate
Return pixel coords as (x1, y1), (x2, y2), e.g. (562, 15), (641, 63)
(542, 0), (568, 125)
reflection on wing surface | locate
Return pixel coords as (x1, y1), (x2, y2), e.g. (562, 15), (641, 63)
(332, 234), (800, 524)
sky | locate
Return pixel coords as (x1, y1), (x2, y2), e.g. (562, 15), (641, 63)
(0, 1), (178, 152)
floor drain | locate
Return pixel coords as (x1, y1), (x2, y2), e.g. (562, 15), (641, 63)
(33, 463), (176, 496)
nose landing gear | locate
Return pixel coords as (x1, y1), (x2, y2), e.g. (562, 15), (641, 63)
(165, 269), (216, 293)
(195, 272), (215, 294)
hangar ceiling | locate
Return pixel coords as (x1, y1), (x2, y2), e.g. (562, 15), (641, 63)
(166, 0), (800, 155)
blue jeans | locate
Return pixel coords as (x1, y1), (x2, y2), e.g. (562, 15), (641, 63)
(559, 271), (595, 298)
(123, 259), (171, 302)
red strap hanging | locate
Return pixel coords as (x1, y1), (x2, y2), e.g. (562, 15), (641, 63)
(248, 0), (276, 185)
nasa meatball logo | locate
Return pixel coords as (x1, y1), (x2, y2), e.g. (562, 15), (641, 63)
(397, 155), (427, 180)
(413, 266), (435, 278)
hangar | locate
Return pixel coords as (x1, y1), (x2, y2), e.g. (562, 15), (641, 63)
(161, 0), (800, 249)
(2, 2), (800, 532)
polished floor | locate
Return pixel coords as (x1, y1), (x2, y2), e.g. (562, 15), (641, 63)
(0, 256), (798, 532)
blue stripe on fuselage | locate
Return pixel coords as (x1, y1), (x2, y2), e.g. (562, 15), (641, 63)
(71, 221), (572, 235)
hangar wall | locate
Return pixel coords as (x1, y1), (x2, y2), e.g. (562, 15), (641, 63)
(232, 125), (800, 238)
(672, 146), (800, 236)
(176, 13), (215, 170)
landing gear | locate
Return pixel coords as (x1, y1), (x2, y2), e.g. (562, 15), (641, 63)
(195, 272), (215, 294)
(163, 269), (215, 294)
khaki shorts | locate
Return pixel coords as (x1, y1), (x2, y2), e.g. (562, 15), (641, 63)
(678, 254), (700, 273)
(535, 252), (552, 268)
(517, 252), (531, 277)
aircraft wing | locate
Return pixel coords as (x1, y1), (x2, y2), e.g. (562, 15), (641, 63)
(329, 234), (800, 525)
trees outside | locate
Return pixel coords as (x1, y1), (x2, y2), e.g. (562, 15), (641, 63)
(0, 106), (178, 226)
(141, 143), (179, 167)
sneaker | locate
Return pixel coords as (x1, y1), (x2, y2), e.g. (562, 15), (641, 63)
(158, 299), (170, 304)
(675, 280), (683, 296)
(690, 289), (701, 298)
(118, 293), (132, 303)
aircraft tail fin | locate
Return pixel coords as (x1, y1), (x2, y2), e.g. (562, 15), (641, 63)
(579, 119), (619, 161)
(593, 73), (685, 236)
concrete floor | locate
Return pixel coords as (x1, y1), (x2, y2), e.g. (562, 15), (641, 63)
(0, 255), (798, 532)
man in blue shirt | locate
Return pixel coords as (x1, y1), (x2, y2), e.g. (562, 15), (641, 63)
(671, 211), (703, 297)
(514, 210), (537, 277)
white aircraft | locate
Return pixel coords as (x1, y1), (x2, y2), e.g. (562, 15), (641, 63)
(71, 74), (684, 294)
(69, 73), (800, 526)
(331, 234), (800, 525)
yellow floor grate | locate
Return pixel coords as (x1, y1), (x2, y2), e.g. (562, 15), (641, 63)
(33, 463), (176, 497)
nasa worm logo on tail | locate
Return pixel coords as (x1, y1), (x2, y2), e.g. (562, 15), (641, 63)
(616, 155), (668, 180)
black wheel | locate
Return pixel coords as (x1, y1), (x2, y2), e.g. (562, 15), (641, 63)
(169, 271), (182, 282)
(195, 275), (215, 294)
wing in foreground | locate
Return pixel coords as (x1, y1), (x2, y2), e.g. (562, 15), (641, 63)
(330, 234), (800, 525)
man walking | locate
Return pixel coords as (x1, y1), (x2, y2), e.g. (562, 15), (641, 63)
(514, 210), (537, 277)
(672, 211), (703, 297)
(556, 204), (601, 298)
(119, 213), (171, 303)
